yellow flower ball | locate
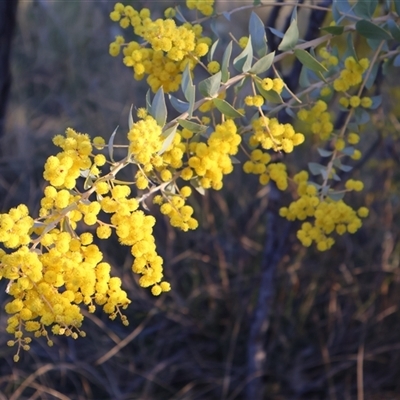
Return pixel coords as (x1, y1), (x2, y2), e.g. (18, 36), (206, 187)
(253, 95), (264, 107)
(334, 138), (345, 151)
(348, 132), (360, 144)
(136, 176), (149, 190)
(93, 136), (106, 149)
(94, 154), (106, 167)
(207, 61), (220, 74)
(164, 7), (176, 18)
(238, 36), (249, 49)
(351, 149), (362, 160)
(339, 97), (349, 108)
(357, 207), (369, 218)
(96, 225), (112, 239)
(244, 96), (254, 107)
(320, 87), (332, 97)
(160, 203), (172, 215)
(80, 232), (93, 245)
(109, 42), (121, 57)
(160, 281), (171, 292)
(349, 96), (361, 108)
(180, 186), (192, 197)
(151, 285), (162, 296)
(110, 11), (121, 22)
(272, 78), (284, 94)
(353, 180), (364, 191)
(261, 78), (273, 91)
(360, 97), (373, 108)
(160, 169), (172, 182)
(195, 43), (209, 57)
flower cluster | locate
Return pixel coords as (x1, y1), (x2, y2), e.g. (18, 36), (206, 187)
(43, 128), (94, 190)
(297, 100), (334, 140)
(249, 116), (305, 153)
(110, 206), (169, 294)
(186, 0), (214, 16)
(333, 56), (369, 93)
(318, 46), (339, 69)
(1, 224), (132, 361)
(243, 150), (288, 189)
(0, 115), (181, 359)
(260, 77), (285, 94)
(0, 205), (33, 248)
(128, 115), (163, 168)
(154, 191), (198, 232)
(157, 130), (186, 171)
(109, 3), (212, 92)
(339, 95), (373, 109)
(280, 171), (368, 250)
(185, 120), (241, 190)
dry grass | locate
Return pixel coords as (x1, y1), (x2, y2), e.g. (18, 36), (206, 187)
(1, 1), (400, 399)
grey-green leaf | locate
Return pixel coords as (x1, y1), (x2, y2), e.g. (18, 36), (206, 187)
(308, 162), (326, 176)
(299, 64), (311, 88)
(321, 185), (330, 196)
(396, 0), (400, 17)
(213, 99), (244, 118)
(198, 71), (221, 98)
(332, 0), (355, 23)
(174, 5), (186, 23)
(254, 79), (283, 103)
(178, 119), (208, 133)
(365, 63), (380, 89)
(333, 159), (353, 172)
(208, 39), (219, 62)
(151, 86), (167, 127)
(278, 18), (299, 51)
(234, 76), (249, 96)
(222, 11), (232, 21)
(345, 33), (358, 61)
(145, 90), (151, 113)
(341, 146), (355, 156)
(356, 20), (392, 40)
(386, 20), (400, 42)
(354, 107), (370, 125)
(128, 104), (134, 130)
(221, 41), (232, 82)
(320, 25), (345, 36)
(332, 173), (341, 182)
(327, 191), (345, 201)
(338, 164), (353, 172)
(158, 124), (178, 155)
(190, 178), (205, 195)
(249, 52), (275, 74)
(369, 95), (382, 109)
(84, 174), (94, 190)
(353, 0), (378, 19)
(294, 49), (328, 74)
(182, 64), (195, 117)
(230, 155), (241, 164)
(233, 35), (253, 72)
(268, 27), (284, 39)
(249, 11), (268, 57)
(108, 126), (118, 162)
(317, 148), (333, 157)
(168, 95), (189, 113)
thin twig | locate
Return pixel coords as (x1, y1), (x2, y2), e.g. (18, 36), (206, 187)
(357, 342), (365, 400)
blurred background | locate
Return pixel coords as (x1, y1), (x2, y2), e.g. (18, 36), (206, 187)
(1, 1), (400, 399)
